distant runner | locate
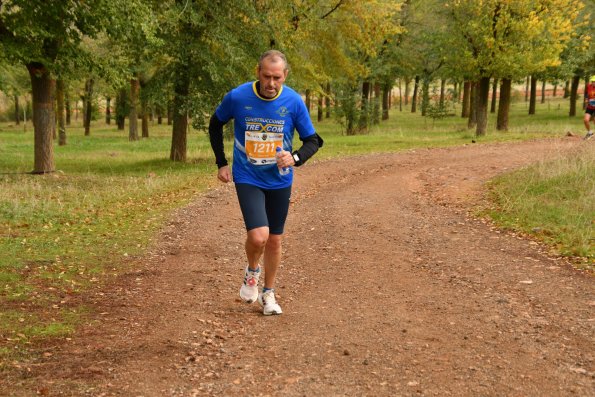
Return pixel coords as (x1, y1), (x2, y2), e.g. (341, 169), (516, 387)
(584, 75), (595, 140)
(208, 50), (323, 315)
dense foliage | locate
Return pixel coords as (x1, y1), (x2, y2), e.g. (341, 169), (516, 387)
(0, 0), (593, 169)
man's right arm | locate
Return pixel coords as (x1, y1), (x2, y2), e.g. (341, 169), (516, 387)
(208, 114), (228, 168)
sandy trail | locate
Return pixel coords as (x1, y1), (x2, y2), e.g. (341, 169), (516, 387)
(4, 138), (593, 397)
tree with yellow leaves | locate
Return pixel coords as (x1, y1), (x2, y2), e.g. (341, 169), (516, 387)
(445, 0), (584, 135)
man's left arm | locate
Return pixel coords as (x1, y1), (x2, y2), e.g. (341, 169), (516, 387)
(290, 96), (324, 167)
(291, 133), (324, 166)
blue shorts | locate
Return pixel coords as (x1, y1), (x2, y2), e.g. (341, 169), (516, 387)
(586, 108), (595, 117)
(235, 183), (292, 235)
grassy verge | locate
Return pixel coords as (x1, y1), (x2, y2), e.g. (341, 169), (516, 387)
(0, 123), (219, 365)
(0, 97), (589, 364)
(484, 143), (594, 268)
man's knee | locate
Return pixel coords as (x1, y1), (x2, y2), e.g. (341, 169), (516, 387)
(266, 234), (282, 250)
(247, 227), (269, 248)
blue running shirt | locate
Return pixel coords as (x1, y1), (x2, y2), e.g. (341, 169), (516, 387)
(215, 82), (316, 189)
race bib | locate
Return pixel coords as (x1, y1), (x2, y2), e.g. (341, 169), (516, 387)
(245, 131), (284, 165)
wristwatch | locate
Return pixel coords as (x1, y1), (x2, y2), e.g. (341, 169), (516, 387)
(292, 152), (300, 164)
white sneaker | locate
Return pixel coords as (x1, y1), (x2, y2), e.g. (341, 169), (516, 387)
(239, 266), (260, 303)
(584, 131), (593, 140)
(258, 290), (283, 316)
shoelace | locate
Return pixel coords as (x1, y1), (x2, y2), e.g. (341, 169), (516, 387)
(244, 268), (260, 286)
(261, 291), (276, 305)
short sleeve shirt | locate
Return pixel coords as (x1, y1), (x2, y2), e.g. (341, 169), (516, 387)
(215, 82), (316, 189)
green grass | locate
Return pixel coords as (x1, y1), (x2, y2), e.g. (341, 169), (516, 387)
(0, 96), (591, 361)
(485, 143), (594, 267)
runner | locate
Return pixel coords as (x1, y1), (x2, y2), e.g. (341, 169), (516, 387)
(208, 50), (323, 315)
(583, 75), (595, 140)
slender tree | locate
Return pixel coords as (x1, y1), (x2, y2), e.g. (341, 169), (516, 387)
(569, 73), (581, 116)
(83, 78), (94, 136)
(529, 75), (537, 115)
(56, 79), (67, 146)
(317, 94), (323, 122)
(496, 78), (512, 130)
(411, 76), (419, 113)
(476, 77), (490, 136)
(461, 81), (471, 118)
(105, 96), (111, 124)
(490, 78), (498, 113)
(0, 0), (152, 173)
(129, 77), (140, 141)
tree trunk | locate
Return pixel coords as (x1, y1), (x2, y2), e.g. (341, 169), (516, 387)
(305, 89), (311, 114)
(140, 81), (149, 138)
(358, 81), (370, 131)
(475, 77), (490, 137)
(398, 79), (403, 112)
(411, 76), (419, 113)
(372, 83), (381, 124)
(552, 84), (557, 97)
(421, 76), (430, 116)
(404, 78), (411, 106)
(105, 96), (111, 124)
(490, 78), (498, 113)
(389, 88), (392, 109)
(569, 74), (580, 117)
(528, 75), (537, 115)
(382, 83), (390, 120)
(541, 80), (546, 104)
(468, 81), (477, 129)
(525, 76), (529, 102)
(51, 79), (57, 140)
(317, 95), (323, 122)
(65, 92), (71, 125)
(462, 81), (471, 118)
(170, 74), (189, 161)
(439, 79), (446, 107)
(129, 77), (140, 141)
(56, 79), (67, 146)
(116, 87), (126, 130)
(80, 96), (86, 124)
(14, 95), (20, 125)
(497, 78), (511, 131)
(157, 105), (163, 124)
(167, 99), (173, 125)
(23, 100), (28, 130)
(141, 107), (149, 138)
(27, 62), (55, 174)
(325, 83), (331, 119)
(84, 78), (93, 136)
(563, 80), (570, 98)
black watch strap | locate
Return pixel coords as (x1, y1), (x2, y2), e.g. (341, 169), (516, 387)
(292, 151), (303, 166)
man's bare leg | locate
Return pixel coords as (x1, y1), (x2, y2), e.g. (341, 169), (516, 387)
(263, 234), (282, 289)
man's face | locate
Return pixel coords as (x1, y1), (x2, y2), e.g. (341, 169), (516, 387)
(257, 57), (288, 99)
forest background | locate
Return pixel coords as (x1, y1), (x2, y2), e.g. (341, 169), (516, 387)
(0, 0), (594, 362)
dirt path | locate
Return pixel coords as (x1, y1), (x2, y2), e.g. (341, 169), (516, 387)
(5, 139), (594, 396)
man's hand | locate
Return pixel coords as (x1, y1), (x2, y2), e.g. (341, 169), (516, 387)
(275, 149), (295, 169)
(217, 165), (232, 183)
